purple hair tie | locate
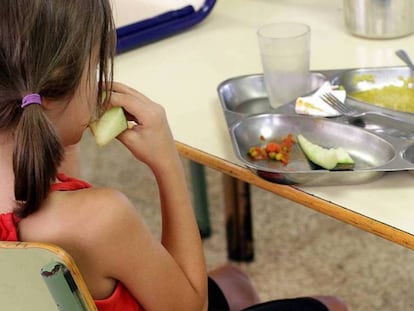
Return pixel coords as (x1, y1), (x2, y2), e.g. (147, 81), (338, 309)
(21, 93), (42, 108)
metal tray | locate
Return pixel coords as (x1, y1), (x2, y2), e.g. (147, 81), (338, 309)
(218, 70), (414, 185)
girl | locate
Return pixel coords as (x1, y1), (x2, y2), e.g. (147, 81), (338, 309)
(0, 1), (206, 310)
(0, 1), (346, 310)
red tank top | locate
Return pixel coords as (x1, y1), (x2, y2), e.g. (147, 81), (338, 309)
(0, 173), (143, 311)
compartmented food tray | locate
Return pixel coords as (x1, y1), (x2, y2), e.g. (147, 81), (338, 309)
(218, 68), (414, 186)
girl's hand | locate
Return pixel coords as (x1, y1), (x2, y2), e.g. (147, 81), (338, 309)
(107, 82), (178, 169)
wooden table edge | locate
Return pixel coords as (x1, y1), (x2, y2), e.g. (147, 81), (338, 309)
(176, 141), (414, 251)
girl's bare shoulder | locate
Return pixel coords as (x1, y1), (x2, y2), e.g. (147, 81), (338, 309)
(20, 186), (140, 248)
(20, 186), (146, 294)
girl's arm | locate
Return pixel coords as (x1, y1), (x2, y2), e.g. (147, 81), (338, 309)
(103, 82), (207, 310)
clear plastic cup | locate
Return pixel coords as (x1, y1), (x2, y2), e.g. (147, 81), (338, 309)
(257, 22), (311, 108)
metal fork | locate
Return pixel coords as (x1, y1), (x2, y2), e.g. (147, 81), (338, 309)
(320, 92), (414, 140)
(320, 93), (361, 116)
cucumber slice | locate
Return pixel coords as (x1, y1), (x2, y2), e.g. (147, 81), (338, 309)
(333, 147), (355, 170)
(89, 106), (128, 147)
(335, 147), (354, 164)
(297, 134), (355, 170)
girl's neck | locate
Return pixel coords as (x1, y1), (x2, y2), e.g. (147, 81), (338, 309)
(0, 132), (16, 213)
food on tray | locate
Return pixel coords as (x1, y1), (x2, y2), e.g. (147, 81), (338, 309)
(349, 77), (414, 113)
(352, 74), (375, 85)
(89, 106), (128, 147)
(295, 81), (343, 117)
(297, 134), (354, 170)
(248, 133), (295, 165)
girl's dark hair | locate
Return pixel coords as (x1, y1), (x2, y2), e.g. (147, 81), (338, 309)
(0, 0), (116, 217)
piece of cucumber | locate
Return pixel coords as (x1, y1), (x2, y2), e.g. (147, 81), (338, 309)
(89, 106), (128, 147)
(297, 134), (355, 170)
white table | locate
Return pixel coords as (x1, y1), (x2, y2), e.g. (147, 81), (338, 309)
(113, 0), (414, 259)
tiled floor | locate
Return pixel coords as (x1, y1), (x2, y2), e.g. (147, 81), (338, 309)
(81, 131), (414, 310)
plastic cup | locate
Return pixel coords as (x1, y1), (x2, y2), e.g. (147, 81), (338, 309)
(257, 22), (311, 108)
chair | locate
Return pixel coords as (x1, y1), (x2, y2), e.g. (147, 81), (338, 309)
(0, 241), (97, 311)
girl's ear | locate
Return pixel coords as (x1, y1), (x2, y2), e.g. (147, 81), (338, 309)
(39, 98), (55, 110)
(39, 98), (68, 125)
(40, 98), (70, 115)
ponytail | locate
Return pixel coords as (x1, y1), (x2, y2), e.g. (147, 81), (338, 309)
(0, 0), (116, 216)
(13, 103), (63, 217)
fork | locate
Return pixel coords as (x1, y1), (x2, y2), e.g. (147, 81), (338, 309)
(320, 93), (361, 116)
(320, 92), (414, 140)
(395, 49), (414, 88)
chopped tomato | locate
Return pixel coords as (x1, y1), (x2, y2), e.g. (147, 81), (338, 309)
(280, 153), (289, 165)
(265, 142), (280, 153)
(247, 133), (296, 165)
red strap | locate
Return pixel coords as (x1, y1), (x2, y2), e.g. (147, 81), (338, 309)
(50, 173), (92, 192)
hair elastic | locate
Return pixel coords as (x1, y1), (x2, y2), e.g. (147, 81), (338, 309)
(21, 93), (42, 109)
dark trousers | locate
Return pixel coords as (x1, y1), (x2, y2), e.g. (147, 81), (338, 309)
(208, 278), (329, 311)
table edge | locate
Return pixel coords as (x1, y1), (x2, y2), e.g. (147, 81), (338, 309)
(176, 141), (414, 250)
